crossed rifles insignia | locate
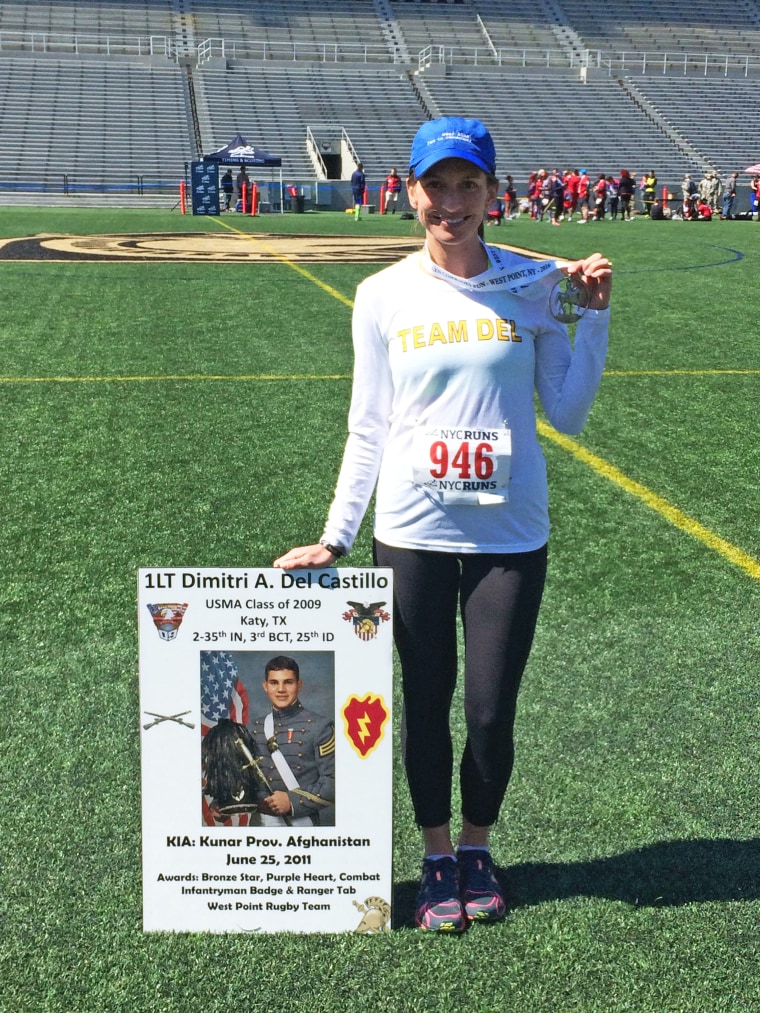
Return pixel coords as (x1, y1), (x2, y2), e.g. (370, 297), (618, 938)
(142, 710), (195, 731)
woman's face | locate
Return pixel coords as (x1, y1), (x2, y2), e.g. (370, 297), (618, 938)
(407, 158), (497, 253)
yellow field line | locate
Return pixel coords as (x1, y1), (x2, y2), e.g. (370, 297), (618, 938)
(604, 368), (760, 377)
(210, 216), (355, 308)
(1, 368), (754, 384)
(536, 420), (760, 581)
(0, 373), (350, 384)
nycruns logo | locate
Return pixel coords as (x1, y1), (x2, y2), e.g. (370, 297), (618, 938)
(0, 232), (427, 264)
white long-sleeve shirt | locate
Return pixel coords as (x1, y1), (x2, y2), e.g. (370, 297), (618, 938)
(322, 244), (609, 554)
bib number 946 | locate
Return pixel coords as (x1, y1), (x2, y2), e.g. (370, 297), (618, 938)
(429, 440), (495, 480)
(412, 426), (511, 503)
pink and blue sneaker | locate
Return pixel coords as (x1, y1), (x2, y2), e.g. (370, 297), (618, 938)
(415, 856), (466, 933)
(457, 848), (507, 922)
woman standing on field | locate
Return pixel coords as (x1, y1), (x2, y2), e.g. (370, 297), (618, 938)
(274, 117), (612, 933)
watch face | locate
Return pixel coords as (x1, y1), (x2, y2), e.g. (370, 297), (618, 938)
(548, 275), (589, 324)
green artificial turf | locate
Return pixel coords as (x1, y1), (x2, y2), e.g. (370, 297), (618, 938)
(1, 208), (758, 1013)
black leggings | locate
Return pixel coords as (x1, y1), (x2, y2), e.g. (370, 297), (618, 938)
(373, 540), (547, 828)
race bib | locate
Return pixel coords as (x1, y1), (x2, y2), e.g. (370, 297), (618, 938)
(411, 425), (511, 505)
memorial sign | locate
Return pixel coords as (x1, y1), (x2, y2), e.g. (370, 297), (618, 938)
(138, 567), (393, 933)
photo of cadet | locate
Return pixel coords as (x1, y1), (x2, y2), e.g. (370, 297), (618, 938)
(200, 651), (335, 827)
(249, 655), (335, 826)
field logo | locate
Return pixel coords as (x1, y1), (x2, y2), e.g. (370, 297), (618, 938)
(0, 233), (425, 264)
(146, 602), (188, 641)
(342, 693), (389, 758)
(343, 600), (390, 641)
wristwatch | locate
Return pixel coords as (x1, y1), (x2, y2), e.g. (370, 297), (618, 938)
(319, 539), (346, 558)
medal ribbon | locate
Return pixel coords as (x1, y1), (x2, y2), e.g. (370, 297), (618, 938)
(420, 241), (565, 299)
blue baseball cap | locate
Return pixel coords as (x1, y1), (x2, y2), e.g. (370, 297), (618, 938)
(409, 117), (496, 178)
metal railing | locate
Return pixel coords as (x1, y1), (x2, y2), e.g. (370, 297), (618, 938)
(0, 175), (181, 195)
(599, 50), (760, 77)
(341, 127), (361, 168)
(417, 44), (760, 77)
(305, 126), (328, 177)
(197, 37), (397, 66)
(2, 29), (758, 79)
(0, 30), (177, 60)
(417, 44), (590, 69)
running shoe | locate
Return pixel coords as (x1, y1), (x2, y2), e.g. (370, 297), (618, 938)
(415, 857), (466, 933)
(457, 848), (506, 922)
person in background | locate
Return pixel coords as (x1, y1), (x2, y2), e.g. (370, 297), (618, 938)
(504, 175), (518, 217)
(698, 170), (712, 207)
(750, 175), (760, 218)
(274, 116), (612, 934)
(564, 168), (580, 217)
(351, 162), (367, 220)
(695, 198), (713, 221)
(721, 171), (739, 219)
(236, 164), (249, 209)
(618, 169), (635, 220)
(681, 175), (698, 219)
(593, 173), (607, 220)
(643, 170), (657, 216)
(707, 172), (722, 212)
(539, 169), (553, 221)
(385, 167), (402, 213)
(550, 168), (565, 226)
(527, 171), (541, 219)
(577, 168), (591, 222)
(485, 195), (505, 225)
(606, 175), (620, 220)
(221, 169), (234, 211)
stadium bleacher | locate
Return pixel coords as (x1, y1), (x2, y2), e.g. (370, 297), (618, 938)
(0, 0), (175, 36)
(422, 71), (710, 184)
(559, 0), (760, 59)
(189, 0), (389, 50)
(0, 0), (758, 205)
(198, 65), (419, 183)
(0, 56), (190, 198)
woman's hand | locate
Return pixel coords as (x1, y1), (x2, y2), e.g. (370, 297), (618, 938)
(273, 544), (337, 570)
(565, 252), (613, 310)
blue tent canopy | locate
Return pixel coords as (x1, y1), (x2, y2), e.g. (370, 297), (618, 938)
(206, 134), (282, 167)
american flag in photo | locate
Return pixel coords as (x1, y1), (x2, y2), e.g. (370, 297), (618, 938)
(200, 651), (250, 826)
(200, 651), (249, 730)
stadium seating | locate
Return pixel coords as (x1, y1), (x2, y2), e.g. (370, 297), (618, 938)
(0, 0), (758, 205)
(198, 65), (419, 181)
(421, 71), (706, 185)
(0, 56), (190, 200)
(630, 76), (760, 174)
(0, 0), (174, 35)
(558, 0), (760, 59)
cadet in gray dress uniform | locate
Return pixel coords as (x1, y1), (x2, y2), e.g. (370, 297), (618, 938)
(248, 655), (335, 826)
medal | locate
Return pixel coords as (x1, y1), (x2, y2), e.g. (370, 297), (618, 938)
(548, 274), (590, 324)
